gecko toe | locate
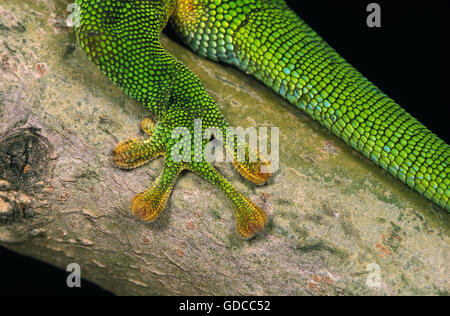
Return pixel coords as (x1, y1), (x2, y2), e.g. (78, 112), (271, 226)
(233, 160), (272, 185)
(113, 137), (162, 169)
(234, 195), (268, 239)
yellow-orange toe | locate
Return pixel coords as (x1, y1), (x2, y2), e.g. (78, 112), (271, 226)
(234, 195), (268, 238)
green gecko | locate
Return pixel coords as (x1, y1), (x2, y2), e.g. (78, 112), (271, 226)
(74, 0), (449, 238)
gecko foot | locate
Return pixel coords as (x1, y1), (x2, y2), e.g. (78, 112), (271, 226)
(113, 116), (269, 238)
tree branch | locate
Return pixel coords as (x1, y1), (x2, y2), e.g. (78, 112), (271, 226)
(0, 0), (448, 295)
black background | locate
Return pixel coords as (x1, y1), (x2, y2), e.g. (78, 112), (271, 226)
(289, 1), (446, 142)
(0, 0), (446, 296)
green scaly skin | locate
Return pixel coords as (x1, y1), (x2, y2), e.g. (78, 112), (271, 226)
(75, 0), (449, 238)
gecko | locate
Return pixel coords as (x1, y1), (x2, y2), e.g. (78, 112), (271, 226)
(74, 0), (449, 238)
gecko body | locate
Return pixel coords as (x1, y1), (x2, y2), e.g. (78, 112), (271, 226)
(75, 0), (449, 238)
